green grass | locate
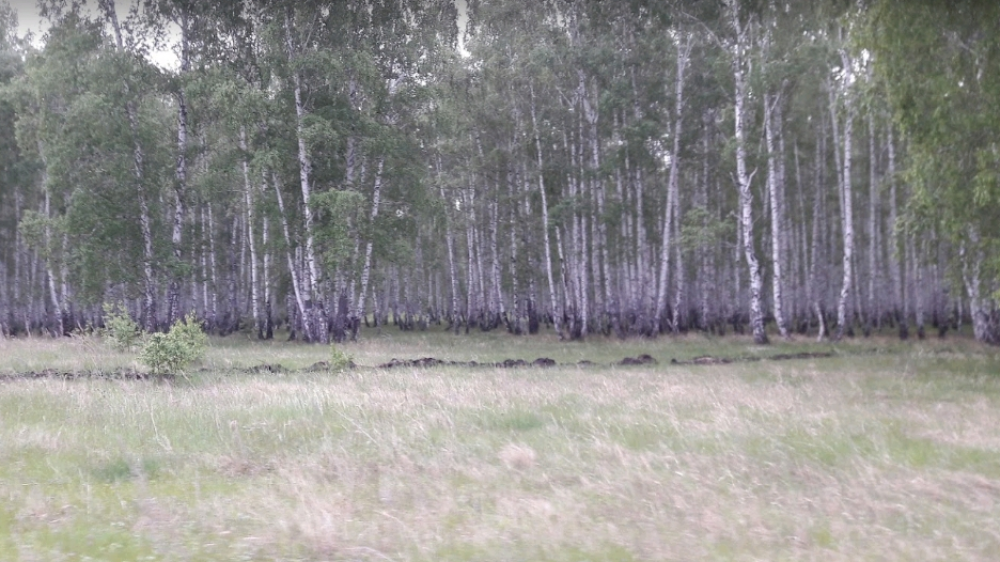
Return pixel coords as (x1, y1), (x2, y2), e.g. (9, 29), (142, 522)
(1, 329), (999, 561)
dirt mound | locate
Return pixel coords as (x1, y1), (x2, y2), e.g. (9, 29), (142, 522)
(618, 354), (658, 366)
(244, 363), (285, 374)
(0, 369), (162, 381)
(670, 351), (834, 366)
(768, 352), (834, 361)
(380, 357), (446, 369)
(377, 355), (645, 369)
(378, 356), (562, 369)
(1, 350), (837, 381)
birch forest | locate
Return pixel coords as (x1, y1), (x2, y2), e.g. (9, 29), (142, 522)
(0, 0), (998, 345)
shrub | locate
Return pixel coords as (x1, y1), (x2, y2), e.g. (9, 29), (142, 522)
(170, 313), (209, 361)
(139, 333), (185, 376)
(329, 343), (354, 373)
(102, 302), (141, 351)
(139, 314), (208, 376)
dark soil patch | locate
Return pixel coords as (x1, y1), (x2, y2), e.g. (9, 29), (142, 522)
(0, 368), (166, 381)
(618, 354), (658, 366)
(244, 363), (286, 374)
(377, 356), (565, 369)
(670, 351), (834, 366)
(768, 352), (835, 361)
(0, 350), (839, 381)
(375, 351), (832, 370)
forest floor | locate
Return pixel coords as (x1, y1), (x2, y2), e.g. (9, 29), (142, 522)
(1, 329), (999, 561)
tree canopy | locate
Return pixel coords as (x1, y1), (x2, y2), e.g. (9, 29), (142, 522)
(0, 0), (997, 344)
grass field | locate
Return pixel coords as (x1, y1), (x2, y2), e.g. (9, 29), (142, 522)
(1, 328), (999, 561)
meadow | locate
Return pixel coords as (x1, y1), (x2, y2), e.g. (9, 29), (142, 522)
(1, 329), (999, 561)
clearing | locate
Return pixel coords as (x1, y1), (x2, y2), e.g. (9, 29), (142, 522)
(1, 330), (999, 561)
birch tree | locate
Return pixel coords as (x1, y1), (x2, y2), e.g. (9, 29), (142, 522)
(727, 0), (768, 344)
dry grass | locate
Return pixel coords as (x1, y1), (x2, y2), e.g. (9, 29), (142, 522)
(1, 331), (999, 561)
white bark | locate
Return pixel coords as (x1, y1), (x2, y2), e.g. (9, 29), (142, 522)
(272, 172), (308, 336)
(655, 34), (692, 334)
(356, 158), (384, 329)
(578, 71), (610, 325)
(240, 128), (260, 338)
(465, 179), (477, 330)
(962, 229), (998, 343)
(489, 196), (505, 320)
(436, 154), (460, 333)
(887, 125), (904, 327)
(867, 115), (880, 332)
(728, 1), (769, 344)
(38, 142), (63, 336)
(810, 118), (828, 337)
(530, 83), (562, 338)
(262, 213), (272, 338)
(167, 8), (191, 326)
(630, 68), (651, 318)
(832, 47), (855, 340)
(765, 91), (789, 338)
(206, 206), (219, 325)
(284, 8), (325, 342)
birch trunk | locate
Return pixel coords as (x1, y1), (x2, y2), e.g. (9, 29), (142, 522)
(833, 47), (855, 340)
(811, 117), (829, 337)
(629, 68), (651, 330)
(262, 214), (273, 339)
(508, 168), (522, 334)
(167, 9), (191, 327)
(962, 229), (999, 344)
(226, 213), (239, 334)
(240, 128), (261, 338)
(272, 172), (308, 338)
(911, 238), (925, 338)
(578, 71), (610, 331)
(765, 92), (790, 338)
(728, 2), (769, 344)
(206, 206), (219, 330)
(530, 83), (562, 338)
(654, 35), (691, 334)
(355, 158), (384, 338)
(38, 143), (63, 337)
(465, 181), (477, 332)
(866, 115), (880, 334)
(671, 179), (683, 333)
(436, 154), (461, 334)
(489, 196), (504, 326)
(284, 8), (325, 343)
(11, 185), (22, 333)
(886, 126), (906, 336)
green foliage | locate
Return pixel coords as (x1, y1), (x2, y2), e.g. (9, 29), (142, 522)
(139, 333), (186, 376)
(329, 343), (354, 373)
(170, 313), (209, 360)
(866, 0), (1000, 279)
(680, 206), (734, 251)
(139, 314), (208, 376)
(314, 189), (365, 267)
(101, 302), (141, 352)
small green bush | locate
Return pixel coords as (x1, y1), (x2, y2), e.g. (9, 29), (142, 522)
(170, 313), (209, 360)
(139, 333), (185, 375)
(139, 314), (208, 376)
(102, 302), (141, 351)
(329, 343), (354, 373)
